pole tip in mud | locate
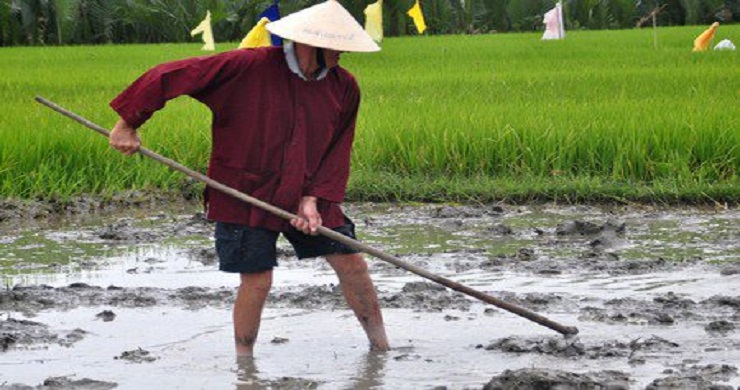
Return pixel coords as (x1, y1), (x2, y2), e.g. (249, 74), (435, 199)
(563, 326), (579, 337)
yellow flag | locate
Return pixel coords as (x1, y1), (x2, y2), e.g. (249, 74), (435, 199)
(364, 0), (383, 43)
(407, 0), (426, 34)
(191, 11), (215, 51)
(239, 17), (272, 49)
(693, 22), (719, 52)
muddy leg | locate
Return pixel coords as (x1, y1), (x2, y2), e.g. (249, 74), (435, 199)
(233, 271), (272, 357)
(326, 253), (390, 351)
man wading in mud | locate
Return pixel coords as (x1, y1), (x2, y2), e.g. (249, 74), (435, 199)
(107, 0), (390, 356)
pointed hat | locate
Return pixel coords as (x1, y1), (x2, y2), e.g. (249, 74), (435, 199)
(266, 0), (380, 52)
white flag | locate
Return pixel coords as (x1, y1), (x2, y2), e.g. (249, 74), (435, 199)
(542, 2), (565, 40)
(714, 39), (736, 51)
(364, 0), (384, 43)
(191, 11), (215, 51)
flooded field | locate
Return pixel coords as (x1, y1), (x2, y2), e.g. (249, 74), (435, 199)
(1, 202), (738, 389)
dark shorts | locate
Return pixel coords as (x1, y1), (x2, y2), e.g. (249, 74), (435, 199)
(214, 219), (360, 274)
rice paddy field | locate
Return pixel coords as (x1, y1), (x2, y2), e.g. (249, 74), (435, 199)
(0, 25), (738, 204)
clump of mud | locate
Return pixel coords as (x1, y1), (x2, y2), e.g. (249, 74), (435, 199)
(483, 368), (631, 390)
(720, 264), (740, 276)
(236, 357), (321, 389)
(97, 218), (160, 241)
(114, 347), (158, 363)
(270, 284), (345, 310)
(481, 336), (587, 358)
(495, 291), (575, 312)
(555, 219), (626, 236)
(663, 363), (738, 382)
(236, 376), (321, 389)
(431, 205), (504, 219)
(480, 335), (682, 361)
(382, 282), (473, 311)
(0, 199), (53, 222)
(0, 317), (86, 351)
(481, 336), (740, 387)
(646, 375), (735, 390)
(0, 284), (237, 315)
(0, 376), (118, 390)
(579, 292), (740, 327)
(647, 364), (739, 389)
(0, 190), (194, 223)
(96, 212), (212, 242)
(94, 310), (116, 322)
(706, 320), (735, 334)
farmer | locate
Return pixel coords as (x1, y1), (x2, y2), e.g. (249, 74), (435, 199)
(107, 0), (390, 356)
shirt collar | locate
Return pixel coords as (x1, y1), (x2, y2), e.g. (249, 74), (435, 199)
(284, 41), (329, 81)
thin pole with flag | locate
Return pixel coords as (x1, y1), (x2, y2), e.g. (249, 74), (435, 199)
(191, 10), (215, 51)
(364, 0), (384, 43)
(542, 2), (565, 40)
(557, 1), (565, 39)
(259, 0), (283, 46)
(407, 0), (427, 34)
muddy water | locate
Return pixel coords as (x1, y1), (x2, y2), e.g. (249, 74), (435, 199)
(0, 202), (738, 389)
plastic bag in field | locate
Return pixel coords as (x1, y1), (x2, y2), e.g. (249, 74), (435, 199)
(714, 39), (736, 51)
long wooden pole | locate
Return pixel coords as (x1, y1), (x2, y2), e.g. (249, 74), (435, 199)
(36, 96), (579, 337)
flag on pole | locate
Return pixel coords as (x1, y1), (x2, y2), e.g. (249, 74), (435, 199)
(407, 0), (426, 34)
(542, 2), (565, 40)
(258, 0), (282, 46)
(191, 11), (215, 51)
(239, 17), (272, 49)
(364, 0), (383, 43)
(693, 22), (719, 52)
(714, 39), (735, 51)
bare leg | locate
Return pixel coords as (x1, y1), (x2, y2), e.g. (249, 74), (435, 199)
(326, 253), (390, 351)
(233, 270), (273, 357)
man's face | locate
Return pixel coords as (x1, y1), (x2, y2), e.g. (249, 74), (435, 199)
(320, 48), (343, 68)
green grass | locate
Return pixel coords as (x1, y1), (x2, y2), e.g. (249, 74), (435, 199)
(1, 26), (738, 204)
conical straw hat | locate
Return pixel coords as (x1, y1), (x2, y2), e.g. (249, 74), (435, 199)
(266, 0), (380, 52)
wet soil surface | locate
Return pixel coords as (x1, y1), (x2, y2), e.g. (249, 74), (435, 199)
(0, 201), (738, 389)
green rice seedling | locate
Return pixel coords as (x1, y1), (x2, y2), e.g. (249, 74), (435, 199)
(0, 26), (737, 203)
(349, 27), (738, 201)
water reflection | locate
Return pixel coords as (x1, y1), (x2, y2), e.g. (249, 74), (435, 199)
(234, 356), (260, 390)
(348, 351), (388, 389)
(233, 351), (388, 389)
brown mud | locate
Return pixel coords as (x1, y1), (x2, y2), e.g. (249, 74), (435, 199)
(0, 198), (738, 389)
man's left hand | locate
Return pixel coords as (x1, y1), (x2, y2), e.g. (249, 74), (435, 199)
(291, 196), (321, 235)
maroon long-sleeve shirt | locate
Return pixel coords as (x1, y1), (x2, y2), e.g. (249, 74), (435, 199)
(110, 47), (360, 231)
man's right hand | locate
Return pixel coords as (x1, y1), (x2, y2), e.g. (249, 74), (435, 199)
(109, 119), (141, 156)
(291, 196), (321, 235)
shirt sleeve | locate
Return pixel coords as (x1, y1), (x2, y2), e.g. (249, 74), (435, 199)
(303, 76), (361, 203)
(110, 50), (251, 129)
